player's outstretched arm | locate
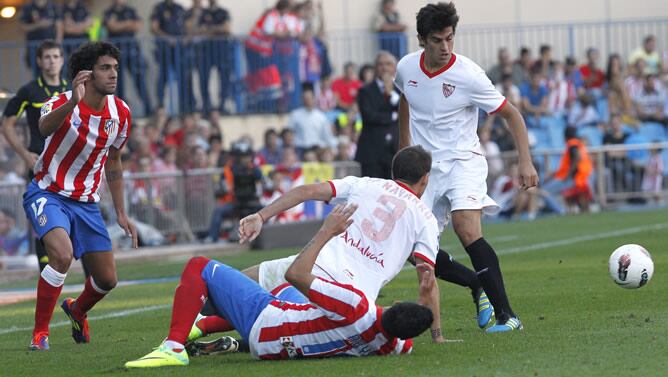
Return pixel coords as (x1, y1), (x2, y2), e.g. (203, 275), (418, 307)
(416, 262), (444, 343)
(285, 204), (357, 295)
(497, 102), (539, 190)
(238, 181), (334, 244)
(106, 147), (138, 248)
(2, 115), (40, 169)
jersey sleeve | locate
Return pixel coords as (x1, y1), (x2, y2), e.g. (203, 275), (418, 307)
(2, 85), (30, 118)
(469, 69), (507, 115)
(40, 94), (68, 119)
(327, 175), (362, 201)
(393, 60), (405, 94)
(112, 100), (132, 149)
(308, 278), (370, 323)
(412, 218), (439, 267)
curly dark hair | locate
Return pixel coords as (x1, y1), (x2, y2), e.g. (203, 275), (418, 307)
(392, 145), (432, 185)
(381, 302), (433, 340)
(416, 2), (459, 39)
(68, 41), (120, 81)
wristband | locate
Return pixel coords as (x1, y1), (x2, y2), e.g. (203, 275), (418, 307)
(257, 212), (266, 223)
(431, 328), (442, 339)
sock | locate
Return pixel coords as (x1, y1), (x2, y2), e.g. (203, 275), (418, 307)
(167, 257), (210, 345)
(465, 238), (515, 319)
(34, 265), (66, 336)
(197, 316), (234, 335)
(434, 249), (482, 297)
(164, 340), (185, 352)
(72, 277), (108, 320)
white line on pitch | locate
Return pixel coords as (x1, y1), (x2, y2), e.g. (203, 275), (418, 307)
(0, 304), (170, 336)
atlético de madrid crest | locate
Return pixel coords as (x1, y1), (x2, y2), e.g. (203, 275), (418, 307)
(104, 119), (116, 134)
(442, 83), (456, 98)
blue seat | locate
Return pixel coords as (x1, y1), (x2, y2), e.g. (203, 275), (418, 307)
(578, 126), (603, 147)
(596, 98), (610, 123)
(637, 122), (666, 142)
(624, 134), (651, 164)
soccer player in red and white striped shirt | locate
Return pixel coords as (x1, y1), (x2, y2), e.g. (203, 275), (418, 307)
(125, 204), (434, 368)
(23, 42), (138, 351)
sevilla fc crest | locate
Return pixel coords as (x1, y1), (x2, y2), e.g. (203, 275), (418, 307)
(442, 83), (456, 98)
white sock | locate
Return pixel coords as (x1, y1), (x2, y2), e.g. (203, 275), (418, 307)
(41, 265), (67, 287)
(164, 340), (184, 351)
(90, 278), (109, 294)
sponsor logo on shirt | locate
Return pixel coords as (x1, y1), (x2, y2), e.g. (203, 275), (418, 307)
(442, 83), (456, 98)
(40, 102), (53, 117)
(340, 231), (385, 268)
(408, 80), (418, 87)
(280, 336), (299, 358)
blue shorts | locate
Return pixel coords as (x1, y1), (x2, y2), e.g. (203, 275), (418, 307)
(23, 181), (112, 260)
(201, 260), (307, 340)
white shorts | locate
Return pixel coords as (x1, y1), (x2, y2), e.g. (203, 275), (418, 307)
(257, 254), (297, 292)
(422, 154), (500, 232)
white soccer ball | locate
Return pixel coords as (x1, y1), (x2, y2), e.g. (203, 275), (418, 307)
(608, 244), (654, 289)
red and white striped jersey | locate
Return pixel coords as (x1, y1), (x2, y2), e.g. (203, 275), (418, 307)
(249, 277), (412, 359)
(34, 91), (131, 202)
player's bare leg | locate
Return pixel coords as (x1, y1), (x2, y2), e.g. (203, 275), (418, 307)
(31, 228), (73, 350)
(452, 209), (522, 332)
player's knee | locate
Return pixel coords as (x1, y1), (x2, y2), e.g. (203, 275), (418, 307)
(95, 275), (117, 291)
(47, 248), (73, 272)
(454, 227), (481, 247)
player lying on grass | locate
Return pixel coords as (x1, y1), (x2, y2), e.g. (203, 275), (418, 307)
(125, 204), (434, 368)
(188, 145), (447, 344)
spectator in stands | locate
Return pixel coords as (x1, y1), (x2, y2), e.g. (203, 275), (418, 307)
(104, 0), (153, 116)
(151, 0), (195, 115)
(633, 74), (667, 125)
(61, 0), (91, 57)
(280, 128), (296, 150)
(317, 146), (335, 163)
(188, 0), (233, 117)
(479, 126), (504, 186)
(495, 72), (521, 107)
(564, 56), (585, 96)
(603, 114), (630, 192)
(335, 104), (362, 140)
(301, 147), (319, 162)
(568, 93), (600, 129)
(0, 160), (26, 186)
(490, 164), (539, 220)
(642, 146), (664, 203)
(331, 62), (362, 110)
(257, 128), (283, 165)
(487, 47), (524, 85)
(316, 75), (337, 111)
(606, 53), (635, 122)
(335, 135), (355, 161)
(359, 64), (375, 85)
(629, 35), (661, 76)
(579, 48), (605, 95)
(547, 61), (574, 119)
(0, 208), (28, 256)
(287, 84), (336, 153)
(543, 127), (593, 213)
(208, 134), (229, 167)
(625, 59), (647, 100)
(535, 44), (555, 79)
(20, 0), (63, 75)
(373, 0), (407, 59)
(520, 66), (551, 128)
(355, 51), (399, 179)
(513, 47), (533, 85)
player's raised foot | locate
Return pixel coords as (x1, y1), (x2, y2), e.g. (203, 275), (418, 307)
(29, 332), (49, 351)
(186, 336), (240, 357)
(61, 298), (90, 343)
(485, 315), (523, 333)
(186, 315), (205, 343)
(125, 343), (189, 368)
(474, 289), (495, 328)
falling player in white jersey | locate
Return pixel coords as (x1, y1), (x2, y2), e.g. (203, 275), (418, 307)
(395, 2), (539, 333)
(190, 146), (446, 344)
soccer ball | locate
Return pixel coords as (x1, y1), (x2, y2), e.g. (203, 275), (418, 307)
(608, 244), (654, 289)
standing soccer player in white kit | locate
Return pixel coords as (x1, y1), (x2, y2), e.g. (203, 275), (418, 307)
(395, 2), (538, 332)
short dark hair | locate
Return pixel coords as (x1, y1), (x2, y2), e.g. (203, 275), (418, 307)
(69, 41), (120, 81)
(36, 40), (63, 60)
(301, 82), (315, 94)
(565, 126), (578, 140)
(416, 2), (459, 39)
(539, 44), (551, 54)
(381, 302), (433, 340)
(392, 145), (431, 184)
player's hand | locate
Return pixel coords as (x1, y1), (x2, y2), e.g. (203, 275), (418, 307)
(22, 152), (39, 169)
(321, 203), (357, 237)
(417, 263), (435, 293)
(117, 214), (139, 249)
(518, 159), (539, 190)
(239, 213), (263, 244)
(69, 70), (91, 104)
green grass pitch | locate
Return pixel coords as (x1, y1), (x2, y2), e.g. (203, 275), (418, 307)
(1, 209), (667, 376)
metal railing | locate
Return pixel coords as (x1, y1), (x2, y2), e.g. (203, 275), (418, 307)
(1, 18), (667, 117)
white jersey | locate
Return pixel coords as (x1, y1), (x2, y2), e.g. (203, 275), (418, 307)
(311, 176), (439, 302)
(394, 51), (507, 161)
